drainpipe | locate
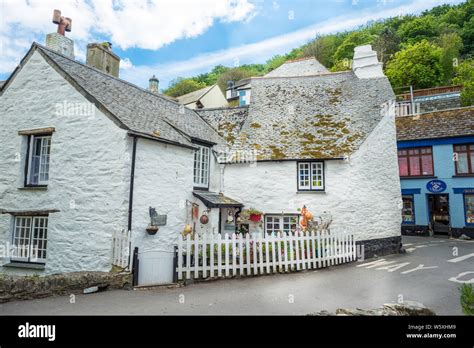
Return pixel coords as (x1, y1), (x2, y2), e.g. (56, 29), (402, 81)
(409, 85), (414, 115)
(219, 164), (226, 194)
(127, 136), (138, 269)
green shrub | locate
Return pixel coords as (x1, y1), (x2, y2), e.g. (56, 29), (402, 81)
(460, 283), (474, 315)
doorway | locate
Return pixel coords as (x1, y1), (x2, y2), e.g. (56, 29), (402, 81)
(427, 194), (450, 235)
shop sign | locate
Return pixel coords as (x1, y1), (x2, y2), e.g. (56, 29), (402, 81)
(426, 180), (447, 193)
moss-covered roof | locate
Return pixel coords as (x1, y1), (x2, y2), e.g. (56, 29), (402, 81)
(197, 72), (394, 161)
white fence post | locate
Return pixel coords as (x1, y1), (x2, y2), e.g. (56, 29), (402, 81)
(175, 230), (356, 280)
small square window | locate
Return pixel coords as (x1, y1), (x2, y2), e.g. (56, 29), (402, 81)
(297, 162), (324, 191)
(11, 216), (48, 263)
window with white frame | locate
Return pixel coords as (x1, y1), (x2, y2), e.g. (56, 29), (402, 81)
(297, 161), (324, 191)
(193, 145), (210, 188)
(265, 215), (299, 235)
(11, 216), (48, 263)
(26, 135), (52, 186)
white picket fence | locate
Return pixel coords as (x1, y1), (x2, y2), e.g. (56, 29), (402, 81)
(176, 230), (356, 280)
(112, 229), (131, 269)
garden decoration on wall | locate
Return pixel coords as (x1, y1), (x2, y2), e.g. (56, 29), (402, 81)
(200, 209), (210, 225)
(146, 207), (159, 235)
(299, 205), (313, 231)
(182, 200), (194, 237)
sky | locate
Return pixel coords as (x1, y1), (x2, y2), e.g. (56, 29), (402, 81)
(0, 0), (465, 89)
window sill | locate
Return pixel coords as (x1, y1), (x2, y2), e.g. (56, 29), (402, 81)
(18, 186), (48, 191)
(453, 174), (474, 178)
(3, 262), (45, 270)
(193, 186), (209, 191)
(296, 191), (326, 194)
(400, 176), (437, 180)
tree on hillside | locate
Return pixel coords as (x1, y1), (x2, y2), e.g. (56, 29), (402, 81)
(453, 58), (474, 106)
(461, 17), (474, 56)
(265, 55), (288, 73)
(397, 15), (440, 45)
(385, 40), (443, 89)
(216, 67), (255, 92)
(300, 34), (344, 68)
(373, 27), (400, 66)
(333, 31), (376, 63)
(163, 78), (206, 97)
(438, 32), (463, 84)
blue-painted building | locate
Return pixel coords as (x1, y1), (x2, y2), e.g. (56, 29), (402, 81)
(396, 106), (474, 238)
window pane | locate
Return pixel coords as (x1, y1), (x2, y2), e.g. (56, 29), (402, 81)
(28, 136), (51, 185)
(311, 162), (323, 189)
(456, 152), (469, 174)
(402, 196), (415, 223)
(31, 217), (48, 261)
(298, 163), (310, 189)
(193, 146), (210, 187)
(398, 157), (408, 176)
(420, 155), (433, 175)
(12, 217), (32, 260)
(465, 195), (474, 224)
(409, 156), (421, 176)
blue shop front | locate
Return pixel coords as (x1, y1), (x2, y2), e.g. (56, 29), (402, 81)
(396, 107), (474, 238)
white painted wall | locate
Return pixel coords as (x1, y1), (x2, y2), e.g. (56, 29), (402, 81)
(222, 110), (402, 241)
(0, 50), (131, 275)
(130, 138), (222, 284)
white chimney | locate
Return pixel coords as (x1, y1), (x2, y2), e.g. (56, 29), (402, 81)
(352, 45), (384, 79)
(45, 9), (74, 59)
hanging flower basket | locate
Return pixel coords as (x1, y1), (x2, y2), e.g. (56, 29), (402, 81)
(146, 225), (159, 235)
(249, 214), (262, 222)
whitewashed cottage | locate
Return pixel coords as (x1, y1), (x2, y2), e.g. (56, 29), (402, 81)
(0, 25), (401, 285)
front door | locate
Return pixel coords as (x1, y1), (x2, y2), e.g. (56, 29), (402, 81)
(428, 194), (450, 235)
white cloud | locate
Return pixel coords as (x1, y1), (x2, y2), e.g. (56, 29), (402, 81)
(120, 0), (463, 88)
(0, 0), (256, 74)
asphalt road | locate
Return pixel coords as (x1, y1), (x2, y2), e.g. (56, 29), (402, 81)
(1, 236), (473, 315)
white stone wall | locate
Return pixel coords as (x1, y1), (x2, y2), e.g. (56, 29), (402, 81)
(222, 110), (401, 241)
(0, 51), (130, 275)
(131, 139), (222, 255)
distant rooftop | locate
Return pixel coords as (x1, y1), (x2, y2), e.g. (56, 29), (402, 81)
(396, 106), (474, 141)
(264, 57), (329, 78)
(176, 85), (214, 105)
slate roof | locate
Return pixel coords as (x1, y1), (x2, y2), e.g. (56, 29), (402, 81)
(195, 106), (249, 145)
(193, 191), (243, 208)
(396, 106), (474, 141)
(197, 72), (395, 161)
(3, 43), (224, 149)
(176, 85), (214, 105)
(264, 57), (329, 77)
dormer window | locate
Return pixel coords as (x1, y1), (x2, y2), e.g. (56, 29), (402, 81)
(194, 145), (210, 189)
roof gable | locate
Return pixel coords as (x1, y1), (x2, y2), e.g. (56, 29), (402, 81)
(2, 43), (224, 149)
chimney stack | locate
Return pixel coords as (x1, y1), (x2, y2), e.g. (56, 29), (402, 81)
(86, 42), (121, 77)
(45, 9), (74, 59)
(148, 75), (159, 94)
(352, 45), (384, 79)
